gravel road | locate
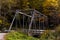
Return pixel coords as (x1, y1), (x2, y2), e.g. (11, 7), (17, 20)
(0, 33), (6, 40)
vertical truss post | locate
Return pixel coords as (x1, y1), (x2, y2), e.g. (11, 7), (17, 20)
(39, 15), (40, 30)
(23, 15), (24, 31)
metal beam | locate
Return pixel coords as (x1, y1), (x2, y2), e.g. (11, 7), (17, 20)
(8, 12), (18, 32)
(28, 11), (35, 36)
(34, 9), (47, 17)
(8, 11), (32, 32)
(18, 12), (32, 17)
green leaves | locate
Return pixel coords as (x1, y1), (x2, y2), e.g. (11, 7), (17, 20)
(0, 20), (3, 24)
(5, 31), (39, 40)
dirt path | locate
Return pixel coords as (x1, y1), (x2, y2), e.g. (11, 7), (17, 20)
(0, 33), (7, 40)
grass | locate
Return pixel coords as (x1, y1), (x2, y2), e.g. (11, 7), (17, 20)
(4, 29), (60, 40)
(4, 30), (39, 40)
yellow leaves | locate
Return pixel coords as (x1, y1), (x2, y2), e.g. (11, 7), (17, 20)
(1, 0), (17, 8)
(5, 22), (10, 27)
(43, 0), (59, 7)
(7, 0), (17, 6)
(0, 19), (10, 27)
(22, 0), (29, 9)
(42, 0), (59, 15)
(7, 0), (16, 3)
(0, 20), (2, 24)
(50, 0), (58, 7)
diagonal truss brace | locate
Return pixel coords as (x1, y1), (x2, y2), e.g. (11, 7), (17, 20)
(8, 10), (32, 32)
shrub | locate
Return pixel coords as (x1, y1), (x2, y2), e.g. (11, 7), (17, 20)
(40, 30), (60, 40)
(4, 31), (39, 40)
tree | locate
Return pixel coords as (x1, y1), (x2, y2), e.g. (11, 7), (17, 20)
(42, 0), (59, 15)
(29, 0), (44, 10)
(21, 0), (29, 10)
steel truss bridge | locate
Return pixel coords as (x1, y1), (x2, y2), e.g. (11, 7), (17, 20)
(0, 9), (55, 36)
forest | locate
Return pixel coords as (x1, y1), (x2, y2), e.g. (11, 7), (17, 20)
(0, 0), (60, 40)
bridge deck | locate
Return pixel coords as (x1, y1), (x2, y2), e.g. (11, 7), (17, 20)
(22, 29), (55, 34)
